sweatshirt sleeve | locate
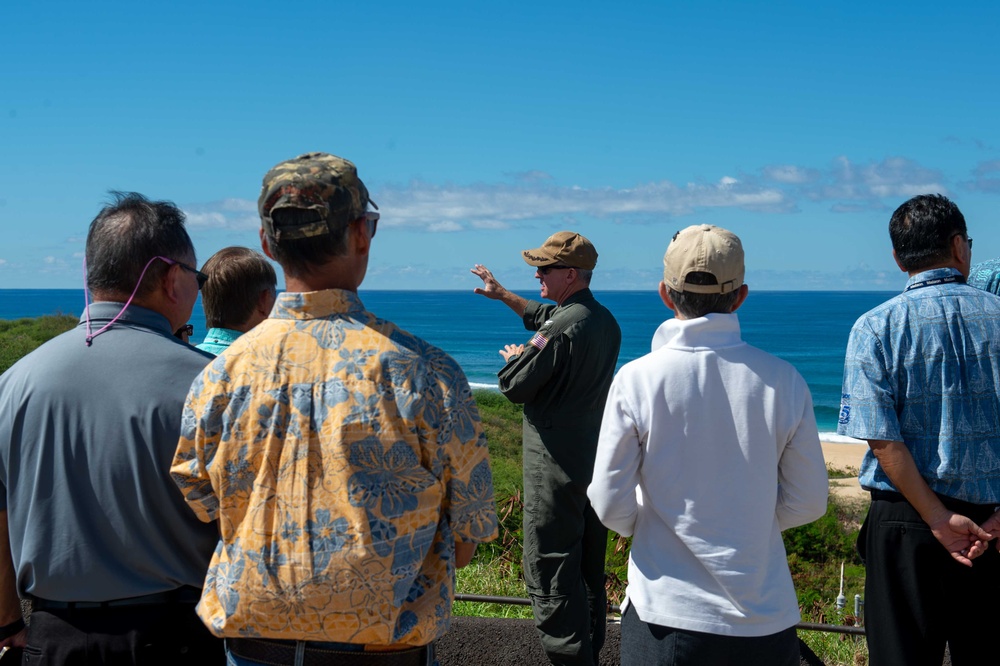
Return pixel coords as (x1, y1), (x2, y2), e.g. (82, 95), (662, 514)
(776, 382), (829, 531)
(587, 378), (641, 536)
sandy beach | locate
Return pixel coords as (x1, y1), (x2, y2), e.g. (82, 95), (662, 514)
(822, 439), (869, 502)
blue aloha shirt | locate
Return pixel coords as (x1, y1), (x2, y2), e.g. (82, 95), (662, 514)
(837, 267), (1000, 503)
(968, 258), (1000, 296)
(171, 289), (498, 645)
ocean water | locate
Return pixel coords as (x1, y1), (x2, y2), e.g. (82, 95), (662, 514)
(0, 289), (897, 438)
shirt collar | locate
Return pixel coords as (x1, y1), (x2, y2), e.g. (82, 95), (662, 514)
(271, 289), (366, 320)
(651, 312), (744, 352)
(79, 302), (173, 335)
(559, 288), (594, 307)
(202, 328), (243, 345)
(905, 267), (963, 290)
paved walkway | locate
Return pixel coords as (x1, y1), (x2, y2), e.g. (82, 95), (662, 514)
(436, 617), (839, 666)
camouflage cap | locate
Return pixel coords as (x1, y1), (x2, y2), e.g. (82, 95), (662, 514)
(258, 152), (377, 241)
(522, 231), (598, 270)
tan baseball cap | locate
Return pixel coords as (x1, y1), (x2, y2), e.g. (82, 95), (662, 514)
(522, 231), (598, 270)
(663, 224), (744, 294)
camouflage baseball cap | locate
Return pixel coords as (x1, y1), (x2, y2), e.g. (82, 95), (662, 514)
(258, 152), (377, 241)
(522, 231), (598, 270)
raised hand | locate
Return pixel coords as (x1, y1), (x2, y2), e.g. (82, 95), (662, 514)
(471, 264), (506, 300)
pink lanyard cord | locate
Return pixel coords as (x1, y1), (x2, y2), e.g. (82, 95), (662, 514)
(83, 256), (168, 346)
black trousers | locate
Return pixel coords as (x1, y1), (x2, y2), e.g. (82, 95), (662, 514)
(22, 603), (223, 665)
(860, 492), (1000, 666)
(619, 604), (799, 666)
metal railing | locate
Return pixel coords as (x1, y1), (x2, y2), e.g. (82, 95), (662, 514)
(454, 594), (867, 637)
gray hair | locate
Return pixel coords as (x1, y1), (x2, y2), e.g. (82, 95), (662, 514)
(667, 272), (740, 318)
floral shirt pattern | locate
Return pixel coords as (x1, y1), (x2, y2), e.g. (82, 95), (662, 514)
(171, 289), (498, 645)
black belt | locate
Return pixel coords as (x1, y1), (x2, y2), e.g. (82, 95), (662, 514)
(870, 489), (1000, 519)
(30, 586), (202, 610)
(227, 638), (428, 666)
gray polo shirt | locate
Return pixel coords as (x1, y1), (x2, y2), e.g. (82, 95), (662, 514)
(0, 303), (218, 601)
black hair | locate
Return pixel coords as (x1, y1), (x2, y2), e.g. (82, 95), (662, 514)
(889, 194), (967, 272)
(262, 209), (350, 278)
(85, 191), (193, 298)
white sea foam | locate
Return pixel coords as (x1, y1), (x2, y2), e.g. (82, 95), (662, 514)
(819, 432), (866, 444)
(468, 382), (500, 391)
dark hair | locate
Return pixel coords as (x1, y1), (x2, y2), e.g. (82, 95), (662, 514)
(889, 194), (967, 272)
(262, 208), (350, 277)
(200, 247), (277, 329)
(86, 191), (193, 298)
(668, 271), (741, 318)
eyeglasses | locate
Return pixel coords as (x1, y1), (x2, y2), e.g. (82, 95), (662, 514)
(174, 324), (194, 341)
(538, 265), (572, 275)
(82, 254), (206, 346)
(968, 236), (974, 249)
(357, 211), (379, 238)
(156, 256), (209, 289)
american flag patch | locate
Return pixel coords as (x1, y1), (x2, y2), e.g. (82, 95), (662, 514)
(530, 332), (549, 350)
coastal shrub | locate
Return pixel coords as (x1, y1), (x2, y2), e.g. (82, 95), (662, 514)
(784, 498), (861, 564)
(0, 315), (77, 373)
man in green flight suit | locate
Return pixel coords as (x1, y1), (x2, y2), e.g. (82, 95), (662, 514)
(471, 231), (622, 666)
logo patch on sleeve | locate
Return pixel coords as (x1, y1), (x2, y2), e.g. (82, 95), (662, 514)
(530, 332), (548, 350)
(838, 394), (851, 425)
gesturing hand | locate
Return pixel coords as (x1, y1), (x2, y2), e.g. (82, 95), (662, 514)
(500, 343), (524, 362)
(471, 264), (506, 300)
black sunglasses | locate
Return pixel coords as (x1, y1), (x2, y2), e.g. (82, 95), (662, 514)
(156, 256), (209, 289)
(538, 265), (572, 275)
(357, 211), (379, 238)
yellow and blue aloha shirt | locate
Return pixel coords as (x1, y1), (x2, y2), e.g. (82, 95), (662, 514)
(171, 289), (498, 645)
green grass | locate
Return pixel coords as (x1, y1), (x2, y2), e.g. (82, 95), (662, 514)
(454, 555), (533, 619)
(0, 315), (77, 373)
(799, 605), (868, 666)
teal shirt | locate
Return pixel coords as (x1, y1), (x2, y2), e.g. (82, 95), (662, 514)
(196, 327), (243, 355)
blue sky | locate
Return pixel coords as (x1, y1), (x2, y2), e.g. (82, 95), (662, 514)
(3, 1), (999, 291)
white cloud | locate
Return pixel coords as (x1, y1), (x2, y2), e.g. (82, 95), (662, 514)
(181, 176), (791, 233)
(506, 170), (555, 183)
(44, 256), (57, 264)
(762, 165), (819, 184)
(180, 154), (961, 235)
(0, 259), (7, 266)
(428, 220), (463, 233)
(470, 220), (511, 230)
(182, 198), (259, 230)
(760, 156), (947, 210)
(964, 160), (1000, 193)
